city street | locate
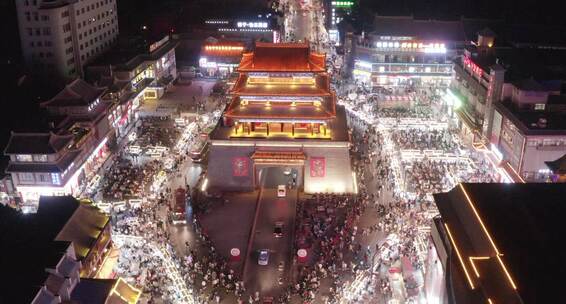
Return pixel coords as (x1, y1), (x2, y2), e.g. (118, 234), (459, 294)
(243, 167), (297, 300)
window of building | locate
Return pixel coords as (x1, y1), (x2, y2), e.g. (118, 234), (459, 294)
(37, 41), (42, 47)
(61, 11), (69, 18)
(35, 28), (41, 35)
(62, 23), (71, 33)
(534, 103), (545, 111)
(38, 174), (46, 182)
(45, 41), (52, 47)
(42, 27), (51, 35)
(46, 52), (53, 58)
(33, 12), (38, 21)
(19, 172), (34, 182)
(69, 68), (76, 75)
(51, 173), (61, 185)
(25, 12), (30, 21)
(67, 58), (75, 65)
(33, 155), (47, 162)
(30, 41), (34, 47)
(64, 36), (72, 43)
(16, 155), (33, 162)
(41, 15), (49, 21)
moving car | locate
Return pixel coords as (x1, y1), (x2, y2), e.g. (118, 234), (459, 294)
(277, 185), (286, 197)
(273, 222), (284, 238)
(258, 249), (269, 265)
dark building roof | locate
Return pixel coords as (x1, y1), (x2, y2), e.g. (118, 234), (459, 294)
(545, 154), (566, 174)
(433, 183), (566, 304)
(495, 101), (566, 135)
(371, 15), (466, 42)
(41, 79), (106, 108)
(465, 47), (566, 81)
(0, 196), (80, 303)
(238, 42), (326, 72)
(4, 132), (73, 155)
(461, 18), (566, 47)
(88, 38), (178, 72)
(71, 278), (116, 304)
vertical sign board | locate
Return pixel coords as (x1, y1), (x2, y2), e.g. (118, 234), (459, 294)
(310, 157), (326, 177)
(232, 157), (249, 176)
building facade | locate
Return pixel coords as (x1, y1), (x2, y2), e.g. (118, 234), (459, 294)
(4, 79), (115, 206)
(207, 42), (354, 193)
(349, 16), (466, 88)
(16, 0), (119, 79)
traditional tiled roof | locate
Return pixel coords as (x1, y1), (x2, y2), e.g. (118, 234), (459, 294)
(4, 132), (73, 155)
(71, 278), (141, 304)
(225, 96), (336, 120)
(230, 74), (332, 96)
(56, 201), (110, 261)
(5, 149), (80, 173)
(237, 42), (326, 72)
(42, 78), (106, 107)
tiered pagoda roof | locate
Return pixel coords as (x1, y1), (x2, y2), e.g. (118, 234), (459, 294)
(237, 42), (326, 72)
(224, 96), (336, 120)
(230, 73), (332, 96)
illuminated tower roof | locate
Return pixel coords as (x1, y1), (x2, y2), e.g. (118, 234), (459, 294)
(237, 42), (326, 72)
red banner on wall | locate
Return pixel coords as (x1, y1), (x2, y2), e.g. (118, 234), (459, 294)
(310, 157), (326, 177)
(232, 157), (249, 177)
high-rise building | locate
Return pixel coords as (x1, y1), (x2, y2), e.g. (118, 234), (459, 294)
(15, 0), (119, 79)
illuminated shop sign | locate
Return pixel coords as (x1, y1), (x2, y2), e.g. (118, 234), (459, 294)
(204, 45), (244, 52)
(236, 21), (268, 28)
(463, 56), (484, 77)
(375, 41), (446, 54)
(332, 1), (354, 7)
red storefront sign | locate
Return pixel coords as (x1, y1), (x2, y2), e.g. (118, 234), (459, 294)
(232, 157), (249, 176)
(310, 157), (326, 177)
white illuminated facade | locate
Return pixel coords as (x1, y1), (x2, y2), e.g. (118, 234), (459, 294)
(16, 0), (119, 79)
(352, 35), (453, 87)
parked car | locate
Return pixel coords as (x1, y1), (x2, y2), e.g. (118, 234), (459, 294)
(258, 249), (269, 265)
(273, 222), (284, 238)
(277, 185), (286, 197)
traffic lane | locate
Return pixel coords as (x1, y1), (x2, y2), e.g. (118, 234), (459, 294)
(245, 188), (297, 296)
(244, 169), (297, 297)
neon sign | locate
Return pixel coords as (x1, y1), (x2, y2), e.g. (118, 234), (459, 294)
(463, 56), (483, 78)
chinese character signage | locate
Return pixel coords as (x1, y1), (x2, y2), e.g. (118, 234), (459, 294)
(232, 157), (249, 177)
(310, 157), (326, 177)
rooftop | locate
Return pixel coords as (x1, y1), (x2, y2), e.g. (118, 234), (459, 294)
(545, 154), (566, 174)
(0, 196), (81, 303)
(433, 183), (566, 304)
(371, 15), (466, 42)
(4, 132), (73, 155)
(71, 278), (141, 304)
(464, 47), (566, 81)
(41, 79), (106, 108)
(237, 42), (326, 72)
(88, 37), (178, 72)
(495, 101), (566, 135)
